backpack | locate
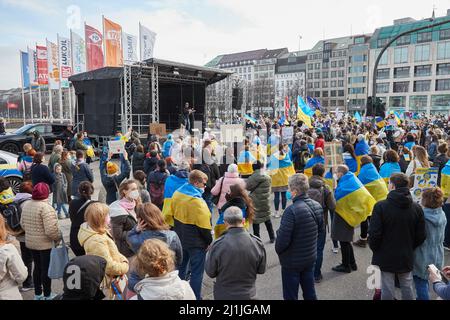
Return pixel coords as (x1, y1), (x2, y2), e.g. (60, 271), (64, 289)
(307, 185), (327, 211)
(22, 161), (32, 181)
(149, 173), (168, 207)
(299, 150), (310, 168)
(0, 199), (29, 233)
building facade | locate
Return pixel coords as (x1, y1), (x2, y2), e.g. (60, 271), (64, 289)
(368, 12), (450, 115)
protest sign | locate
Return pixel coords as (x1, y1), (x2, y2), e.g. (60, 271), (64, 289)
(324, 142), (343, 169)
(410, 168), (438, 203)
(221, 125), (244, 143)
(108, 140), (126, 154)
(282, 127), (294, 144)
(149, 123), (167, 136)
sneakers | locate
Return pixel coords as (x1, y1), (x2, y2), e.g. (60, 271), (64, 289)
(43, 293), (57, 300)
(353, 238), (368, 248)
(274, 211), (281, 219)
(34, 294), (44, 300)
(20, 285), (34, 293)
(444, 244), (450, 251)
(58, 214), (66, 220)
(332, 264), (352, 273)
(332, 247), (339, 254)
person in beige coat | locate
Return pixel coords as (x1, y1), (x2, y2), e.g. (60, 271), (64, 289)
(20, 182), (61, 300)
(78, 202), (129, 279)
(0, 216), (28, 300)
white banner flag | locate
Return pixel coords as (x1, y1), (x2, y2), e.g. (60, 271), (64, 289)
(58, 35), (72, 88)
(27, 47), (37, 86)
(47, 40), (60, 90)
(140, 24), (156, 61)
(122, 32), (138, 62)
(71, 30), (86, 74)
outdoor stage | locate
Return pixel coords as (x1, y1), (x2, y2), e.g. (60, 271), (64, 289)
(69, 59), (233, 137)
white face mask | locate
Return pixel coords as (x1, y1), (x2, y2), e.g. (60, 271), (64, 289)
(128, 190), (140, 200)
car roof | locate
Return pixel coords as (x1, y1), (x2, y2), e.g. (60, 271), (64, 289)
(0, 150), (18, 162)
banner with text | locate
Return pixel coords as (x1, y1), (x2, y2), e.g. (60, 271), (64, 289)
(46, 40), (60, 90)
(104, 17), (123, 67)
(71, 30), (86, 74)
(36, 45), (48, 85)
(122, 32), (138, 62)
(140, 24), (156, 61)
(85, 24), (104, 71)
(58, 36), (72, 88)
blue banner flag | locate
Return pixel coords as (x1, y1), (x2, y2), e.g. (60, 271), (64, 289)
(354, 111), (362, 123)
(20, 51), (30, 88)
(298, 96), (315, 117)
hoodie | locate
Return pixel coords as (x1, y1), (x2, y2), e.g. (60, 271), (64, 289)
(0, 244), (28, 300)
(413, 207), (447, 280)
(369, 187), (427, 273)
(132, 271), (196, 300)
(77, 223), (129, 277)
(60, 255), (107, 300)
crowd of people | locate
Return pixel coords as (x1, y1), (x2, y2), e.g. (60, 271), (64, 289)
(0, 111), (450, 301)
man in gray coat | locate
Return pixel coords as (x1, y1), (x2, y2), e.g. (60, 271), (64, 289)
(205, 206), (267, 300)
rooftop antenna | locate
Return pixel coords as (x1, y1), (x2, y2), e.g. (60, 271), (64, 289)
(432, 4), (436, 21)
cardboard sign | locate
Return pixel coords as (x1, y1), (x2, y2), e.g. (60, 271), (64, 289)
(149, 123), (167, 136)
(410, 167), (438, 203)
(324, 142), (344, 169)
(282, 127), (294, 144)
(221, 125), (244, 143)
(108, 140), (126, 154)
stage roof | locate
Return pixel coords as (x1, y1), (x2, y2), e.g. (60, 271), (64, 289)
(69, 58), (233, 85)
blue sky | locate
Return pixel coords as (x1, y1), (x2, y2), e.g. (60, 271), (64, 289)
(0, 0), (448, 89)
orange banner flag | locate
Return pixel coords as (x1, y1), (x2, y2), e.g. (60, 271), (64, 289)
(104, 17), (123, 67)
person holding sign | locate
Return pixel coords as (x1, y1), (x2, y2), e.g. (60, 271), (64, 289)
(100, 149), (131, 205)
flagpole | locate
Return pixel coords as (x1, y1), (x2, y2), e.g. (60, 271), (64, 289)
(19, 51), (26, 125)
(102, 15), (106, 66)
(27, 47), (34, 124)
(57, 33), (63, 123)
(69, 29), (73, 122)
(36, 42), (42, 122)
(46, 38), (52, 120)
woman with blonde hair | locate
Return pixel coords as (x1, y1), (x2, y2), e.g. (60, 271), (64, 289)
(78, 202), (129, 278)
(0, 215), (28, 300)
(131, 239), (195, 300)
(406, 145), (430, 177)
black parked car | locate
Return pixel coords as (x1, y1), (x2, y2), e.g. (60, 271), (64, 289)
(0, 123), (69, 154)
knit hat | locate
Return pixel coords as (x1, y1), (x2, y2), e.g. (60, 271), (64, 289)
(32, 183), (50, 200)
(107, 162), (119, 175)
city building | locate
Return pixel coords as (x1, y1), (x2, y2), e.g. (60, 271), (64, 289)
(274, 50), (308, 116)
(368, 10), (450, 115)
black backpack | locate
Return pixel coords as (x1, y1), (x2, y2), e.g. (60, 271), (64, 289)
(0, 199), (29, 233)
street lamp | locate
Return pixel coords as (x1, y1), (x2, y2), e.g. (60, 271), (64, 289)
(298, 35), (303, 52)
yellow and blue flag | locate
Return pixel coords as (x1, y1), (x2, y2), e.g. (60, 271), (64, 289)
(238, 150), (256, 176)
(335, 172), (376, 228)
(304, 156), (324, 178)
(375, 117), (386, 128)
(0, 188), (15, 205)
(162, 175), (189, 226)
(170, 183), (212, 231)
(354, 112), (362, 123)
(355, 139), (370, 175)
(379, 162), (402, 184)
(358, 163), (388, 202)
(297, 96), (312, 128)
(267, 153), (296, 188)
(441, 160), (450, 198)
(244, 114), (257, 124)
(325, 170), (334, 191)
(215, 207), (250, 239)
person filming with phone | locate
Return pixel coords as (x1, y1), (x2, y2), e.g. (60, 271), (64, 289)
(428, 265), (450, 300)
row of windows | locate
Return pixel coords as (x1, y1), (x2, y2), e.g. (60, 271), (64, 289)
(307, 80), (345, 88)
(383, 95), (450, 109)
(376, 29), (450, 48)
(376, 79), (450, 93)
(308, 70), (345, 79)
(307, 50), (347, 61)
(307, 60), (346, 70)
(276, 80), (304, 87)
(377, 63), (450, 79)
(349, 65), (367, 73)
(376, 42), (450, 65)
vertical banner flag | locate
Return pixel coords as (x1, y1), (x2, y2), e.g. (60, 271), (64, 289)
(284, 96), (290, 118)
(104, 17), (123, 67)
(85, 24), (104, 71)
(71, 30), (86, 74)
(36, 46), (48, 85)
(27, 47), (38, 86)
(140, 23), (157, 60)
(58, 36), (72, 88)
(47, 40), (60, 90)
(20, 51), (30, 88)
(122, 32), (138, 62)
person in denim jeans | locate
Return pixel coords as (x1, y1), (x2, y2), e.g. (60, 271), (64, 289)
(275, 174), (323, 300)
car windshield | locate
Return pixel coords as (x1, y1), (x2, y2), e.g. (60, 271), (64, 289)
(13, 124), (35, 135)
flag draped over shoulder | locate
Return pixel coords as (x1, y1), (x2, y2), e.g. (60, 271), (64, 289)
(169, 183), (212, 230)
(215, 207), (250, 240)
(162, 177), (188, 226)
(375, 117), (386, 129)
(238, 150), (256, 176)
(304, 156), (324, 178)
(358, 163), (388, 202)
(267, 153), (295, 188)
(441, 160), (450, 198)
(379, 162), (402, 184)
(324, 170), (334, 191)
(355, 139), (370, 175)
(335, 172), (376, 228)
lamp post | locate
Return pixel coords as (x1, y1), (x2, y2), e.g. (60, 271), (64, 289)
(372, 16), (450, 115)
(298, 35), (303, 52)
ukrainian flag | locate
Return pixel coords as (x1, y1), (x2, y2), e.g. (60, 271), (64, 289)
(267, 153), (296, 188)
(375, 117), (386, 129)
(358, 163), (388, 202)
(170, 183), (212, 231)
(268, 134), (280, 156)
(355, 139), (370, 175)
(162, 176), (188, 227)
(404, 141), (416, 151)
(344, 154), (358, 174)
(214, 207), (250, 239)
(238, 150), (256, 176)
(0, 187), (15, 205)
(335, 172), (376, 228)
(297, 96), (312, 128)
(379, 162), (402, 184)
(441, 160), (450, 198)
(325, 170), (334, 191)
(304, 156), (324, 178)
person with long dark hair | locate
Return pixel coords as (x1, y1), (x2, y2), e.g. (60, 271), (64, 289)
(30, 153), (55, 187)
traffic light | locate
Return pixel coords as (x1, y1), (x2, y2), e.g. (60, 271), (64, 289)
(366, 96), (374, 117)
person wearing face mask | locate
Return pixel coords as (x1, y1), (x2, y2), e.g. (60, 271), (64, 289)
(100, 150), (131, 205)
(170, 170), (213, 300)
(108, 180), (140, 258)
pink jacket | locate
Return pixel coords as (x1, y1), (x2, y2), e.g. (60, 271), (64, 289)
(211, 172), (246, 209)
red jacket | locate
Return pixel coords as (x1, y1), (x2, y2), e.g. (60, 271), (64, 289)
(315, 138), (325, 151)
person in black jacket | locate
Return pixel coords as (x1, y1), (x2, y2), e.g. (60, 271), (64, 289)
(369, 173), (426, 300)
(31, 152), (55, 187)
(71, 150), (94, 199)
(69, 182), (95, 257)
(131, 144), (146, 174)
(100, 150), (131, 205)
(275, 173), (323, 301)
(143, 150), (159, 175)
(434, 143), (450, 186)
